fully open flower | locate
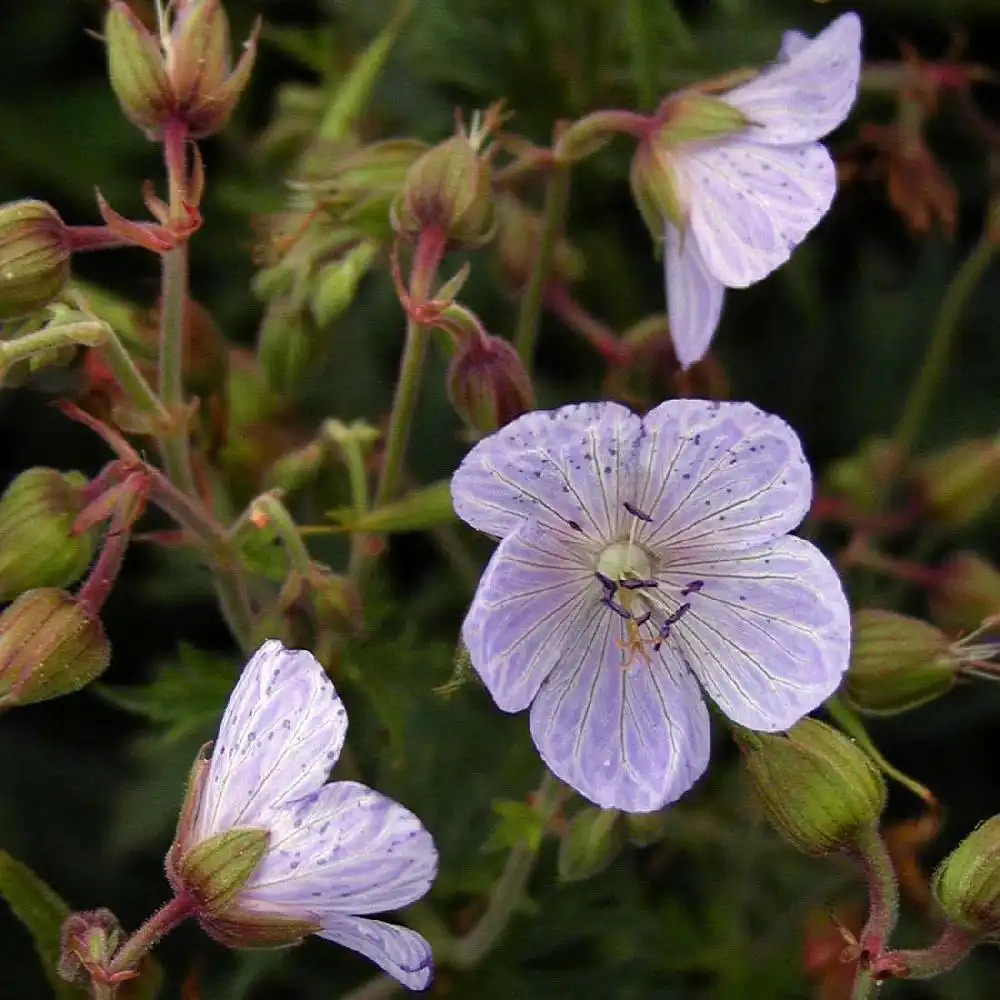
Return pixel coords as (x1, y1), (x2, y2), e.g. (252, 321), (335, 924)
(633, 13), (862, 369)
(168, 640), (438, 990)
(451, 400), (850, 813)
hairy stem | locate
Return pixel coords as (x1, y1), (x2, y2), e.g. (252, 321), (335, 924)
(107, 894), (196, 978)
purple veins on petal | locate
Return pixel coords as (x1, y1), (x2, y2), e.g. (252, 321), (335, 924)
(318, 915), (434, 991)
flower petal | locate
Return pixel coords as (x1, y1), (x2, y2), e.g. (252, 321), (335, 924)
(241, 781), (437, 916)
(451, 402), (635, 538)
(195, 641), (347, 838)
(667, 536), (850, 731)
(664, 222), (726, 370)
(681, 138), (836, 289)
(725, 13), (862, 145)
(632, 399), (812, 552)
(529, 611), (711, 812)
(318, 915), (433, 991)
(462, 520), (597, 712)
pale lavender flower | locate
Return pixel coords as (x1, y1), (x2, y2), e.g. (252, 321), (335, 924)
(452, 400), (850, 813)
(172, 640), (437, 990)
(659, 13), (862, 369)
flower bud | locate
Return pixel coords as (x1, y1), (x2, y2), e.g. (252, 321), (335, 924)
(0, 589), (110, 709)
(58, 909), (122, 987)
(391, 134), (495, 248)
(931, 552), (1000, 634)
(447, 333), (535, 434)
(933, 816), (1000, 936)
(557, 807), (624, 883)
(495, 193), (583, 292)
(916, 439), (1000, 530)
(0, 200), (71, 320)
(256, 305), (314, 396)
(738, 718), (887, 856)
(823, 438), (899, 513)
(105, 0), (257, 139)
(0, 468), (99, 601)
(844, 610), (955, 716)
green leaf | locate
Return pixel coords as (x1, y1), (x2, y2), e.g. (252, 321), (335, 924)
(325, 479), (455, 533)
(482, 799), (547, 853)
(557, 807), (625, 883)
(0, 850), (85, 1000)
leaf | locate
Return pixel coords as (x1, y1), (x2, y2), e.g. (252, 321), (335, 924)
(325, 479), (455, 533)
(482, 800), (547, 853)
(557, 807), (625, 883)
(0, 850), (85, 1000)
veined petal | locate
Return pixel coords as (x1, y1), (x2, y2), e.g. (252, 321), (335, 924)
(240, 781), (437, 916)
(318, 915), (433, 991)
(451, 402), (635, 538)
(529, 611), (710, 812)
(668, 536), (850, 731)
(194, 641), (347, 838)
(682, 139), (836, 289)
(725, 13), (862, 145)
(462, 520), (597, 712)
(779, 29), (810, 61)
(664, 223), (726, 370)
(632, 399), (812, 553)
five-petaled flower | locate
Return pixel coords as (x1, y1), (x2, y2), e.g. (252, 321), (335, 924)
(632, 13), (862, 369)
(451, 400), (850, 813)
(167, 640), (438, 990)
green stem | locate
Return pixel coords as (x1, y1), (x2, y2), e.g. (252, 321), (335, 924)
(450, 770), (561, 967)
(513, 160), (571, 369)
(851, 967), (876, 1000)
(251, 492), (313, 575)
(107, 894), (195, 978)
(372, 228), (446, 509)
(892, 233), (998, 463)
(97, 325), (170, 425)
(0, 321), (109, 374)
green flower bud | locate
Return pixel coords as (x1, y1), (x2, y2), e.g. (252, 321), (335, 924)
(931, 552), (1000, 634)
(916, 439), (1000, 530)
(0, 200), (71, 320)
(823, 438), (898, 514)
(0, 468), (99, 601)
(624, 810), (667, 847)
(844, 610), (955, 716)
(105, 0), (257, 140)
(495, 193), (583, 292)
(738, 718), (887, 856)
(391, 134), (495, 248)
(0, 589), (110, 709)
(447, 333), (535, 434)
(933, 816), (1000, 936)
(557, 807), (624, 883)
(256, 305), (315, 397)
(310, 240), (377, 327)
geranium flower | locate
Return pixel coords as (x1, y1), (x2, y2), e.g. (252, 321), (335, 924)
(451, 400), (850, 813)
(631, 13), (862, 369)
(168, 640), (438, 990)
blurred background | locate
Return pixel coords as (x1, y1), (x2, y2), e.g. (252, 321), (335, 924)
(2, 0), (1000, 997)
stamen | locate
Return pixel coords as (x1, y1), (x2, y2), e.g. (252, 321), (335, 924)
(652, 602), (692, 651)
(595, 571), (617, 595)
(619, 578), (658, 590)
(633, 611), (651, 627)
(623, 501), (653, 522)
(681, 580), (704, 596)
(601, 595), (631, 620)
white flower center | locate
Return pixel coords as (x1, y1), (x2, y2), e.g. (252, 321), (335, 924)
(596, 541), (652, 583)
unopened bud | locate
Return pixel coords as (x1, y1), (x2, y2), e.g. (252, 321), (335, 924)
(496, 194), (583, 292)
(933, 816), (1000, 936)
(931, 552), (1000, 634)
(0, 468), (99, 601)
(0, 200), (71, 320)
(557, 807), (624, 882)
(58, 909), (122, 987)
(823, 438), (899, 513)
(105, 0), (257, 139)
(391, 134), (495, 248)
(0, 589), (110, 709)
(256, 305), (314, 396)
(845, 610), (955, 716)
(916, 439), (1000, 530)
(447, 333), (534, 434)
(738, 718), (887, 856)
(311, 240), (378, 326)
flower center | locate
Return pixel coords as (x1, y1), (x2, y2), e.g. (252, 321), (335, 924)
(596, 541), (652, 584)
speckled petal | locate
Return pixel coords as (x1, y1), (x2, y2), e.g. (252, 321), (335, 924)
(194, 641), (347, 838)
(318, 915), (433, 991)
(680, 138), (836, 289)
(451, 402), (636, 538)
(239, 780), (437, 916)
(462, 520), (597, 712)
(725, 13), (862, 145)
(664, 223), (726, 370)
(631, 399), (812, 554)
(667, 535), (850, 730)
(528, 611), (711, 812)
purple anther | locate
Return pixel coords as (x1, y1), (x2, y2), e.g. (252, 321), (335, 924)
(595, 572), (617, 594)
(623, 501), (653, 522)
(681, 580), (704, 596)
(620, 578), (658, 591)
(601, 595), (631, 620)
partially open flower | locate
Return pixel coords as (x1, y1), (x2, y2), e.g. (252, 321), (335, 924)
(105, 0), (258, 139)
(167, 640), (438, 990)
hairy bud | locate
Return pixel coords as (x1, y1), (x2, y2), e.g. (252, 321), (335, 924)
(916, 439), (1000, 530)
(447, 333), (535, 434)
(931, 552), (1000, 634)
(933, 816), (1000, 936)
(0, 200), (71, 320)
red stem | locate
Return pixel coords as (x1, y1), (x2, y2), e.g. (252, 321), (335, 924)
(544, 283), (630, 364)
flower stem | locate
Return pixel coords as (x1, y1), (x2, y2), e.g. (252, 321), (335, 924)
(892, 231), (998, 463)
(0, 321), (107, 376)
(250, 491), (313, 575)
(851, 967), (876, 1000)
(107, 894), (195, 978)
(451, 770), (562, 967)
(372, 228), (446, 509)
(513, 158), (571, 370)
(849, 825), (900, 961)
(871, 923), (980, 980)
(97, 325), (170, 425)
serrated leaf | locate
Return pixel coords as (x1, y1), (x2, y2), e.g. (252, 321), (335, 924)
(326, 479), (455, 533)
(557, 807), (625, 883)
(0, 850), (85, 1000)
(482, 799), (546, 853)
